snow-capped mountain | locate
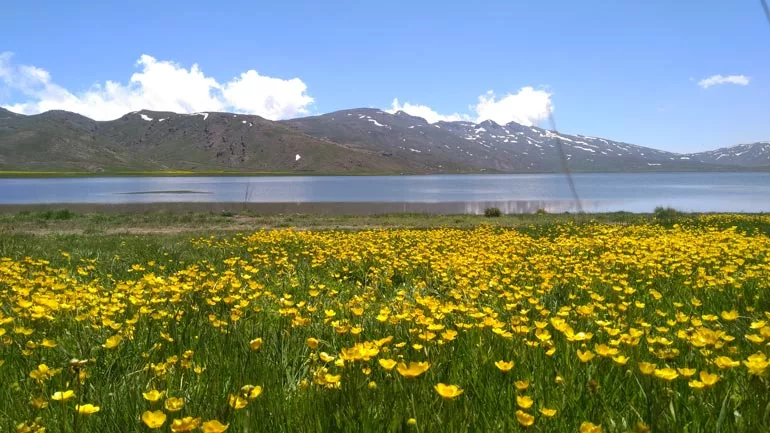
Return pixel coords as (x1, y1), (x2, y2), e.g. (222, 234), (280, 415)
(283, 108), (745, 172)
(686, 141), (770, 168)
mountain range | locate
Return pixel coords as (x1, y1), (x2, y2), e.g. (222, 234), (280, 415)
(1, 107), (768, 174)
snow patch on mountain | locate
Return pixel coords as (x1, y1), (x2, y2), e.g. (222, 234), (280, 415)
(367, 118), (387, 128)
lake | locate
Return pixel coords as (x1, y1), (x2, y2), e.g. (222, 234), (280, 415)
(0, 172), (768, 213)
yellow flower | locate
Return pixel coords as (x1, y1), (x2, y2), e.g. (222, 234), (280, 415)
(743, 352), (769, 375)
(612, 355), (629, 365)
(29, 364), (58, 382)
(539, 407), (557, 417)
(516, 395), (534, 409)
(535, 328), (552, 342)
(102, 334), (122, 349)
(378, 358), (397, 370)
(396, 361), (430, 378)
(577, 350), (595, 363)
(249, 338), (263, 351)
(51, 390), (75, 401)
(75, 404), (100, 415)
(171, 417), (201, 433)
(441, 330), (458, 341)
(638, 362), (656, 375)
(30, 397), (48, 409)
(714, 356), (739, 369)
(319, 352), (335, 362)
(696, 371), (717, 385)
(594, 344), (618, 357)
(229, 394), (248, 409)
(324, 374), (342, 384)
(201, 420), (229, 433)
(515, 410), (535, 427)
(248, 385), (263, 399)
(142, 389), (165, 402)
(653, 368), (679, 381)
(306, 338), (319, 349)
(676, 368), (696, 378)
(407, 418), (417, 426)
(164, 397), (184, 412)
(514, 380), (530, 391)
(720, 310), (739, 321)
(494, 360), (514, 372)
(580, 421), (603, 433)
(688, 380), (705, 389)
(434, 383), (463, 399)
(142, 410), (167, 429)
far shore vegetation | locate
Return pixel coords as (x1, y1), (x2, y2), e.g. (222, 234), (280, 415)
(2, 166), (769, 178)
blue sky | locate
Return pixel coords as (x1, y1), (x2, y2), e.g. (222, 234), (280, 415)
(1, 0), (768, 153)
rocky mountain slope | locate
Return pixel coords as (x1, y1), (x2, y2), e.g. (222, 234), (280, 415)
(1, 106), (767, 173)
(0, 108), (428, 173)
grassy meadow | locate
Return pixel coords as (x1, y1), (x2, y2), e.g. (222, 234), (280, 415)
(1, 212), (770, 432)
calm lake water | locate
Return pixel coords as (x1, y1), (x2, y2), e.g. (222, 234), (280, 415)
(1, 172), (768, 213)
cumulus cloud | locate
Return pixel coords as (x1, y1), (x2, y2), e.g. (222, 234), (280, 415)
(387, 98), (471, 123)
(388, 86), (553, 127)
(473, 87), (553, 126)
(697, 74), (750, 89)
(0, 52), (313, 120)
(222, 70), (313, 121)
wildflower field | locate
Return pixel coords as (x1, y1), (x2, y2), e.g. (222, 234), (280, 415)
(1, 214), (770, 432)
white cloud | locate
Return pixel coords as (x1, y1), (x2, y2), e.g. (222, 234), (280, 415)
(222, 70), (313, 121)
(473, 87), (553, 126)
(0, 52), (313, 120)
(387, 98), (470, 123)
(389, 86), (553, 126)
(697, 74), (750, 89)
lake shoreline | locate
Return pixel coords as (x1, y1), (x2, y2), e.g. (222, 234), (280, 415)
(0, 200), (595, 215)
(0, 208), (767, 238)
(1, 167), (769, 178)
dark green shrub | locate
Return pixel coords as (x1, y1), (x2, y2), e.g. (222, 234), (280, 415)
(484, 207), (502, 217)
(40, 209), (74, 220)
(654, 206), (681, 220)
